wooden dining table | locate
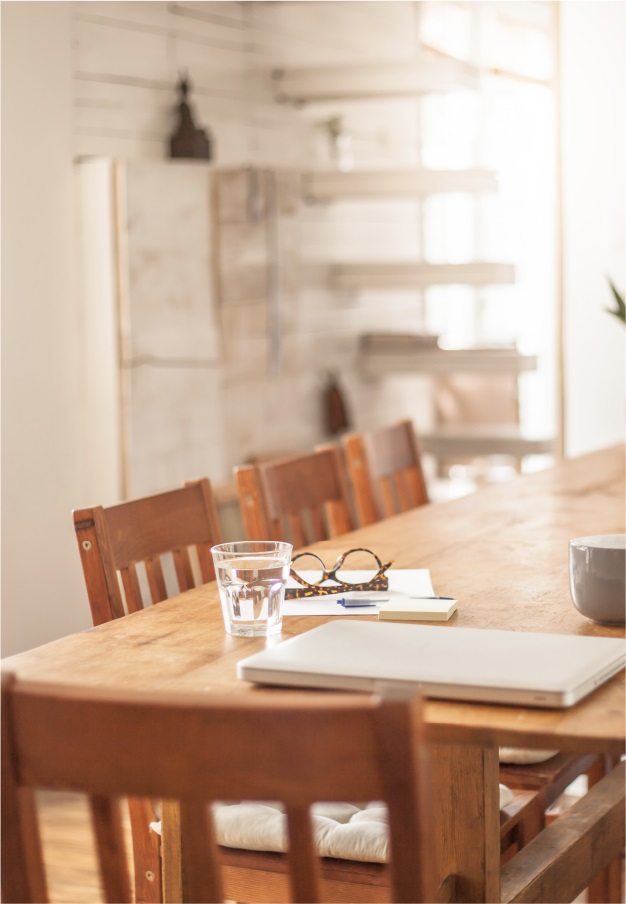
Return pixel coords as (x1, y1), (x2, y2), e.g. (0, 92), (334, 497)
(3, 445), (625, 903)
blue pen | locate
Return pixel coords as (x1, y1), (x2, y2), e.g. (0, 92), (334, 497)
(337, 598), (384, 608)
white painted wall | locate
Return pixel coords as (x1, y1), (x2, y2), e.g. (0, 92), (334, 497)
(1, 3), (93, 656)
(560, 1), (626, 457)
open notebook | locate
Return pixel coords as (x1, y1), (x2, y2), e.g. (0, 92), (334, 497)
(237, 621), (625, 708)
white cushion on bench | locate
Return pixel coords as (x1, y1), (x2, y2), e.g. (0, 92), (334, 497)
(499, 748), (559, 765)
(152, 785), (516, 864)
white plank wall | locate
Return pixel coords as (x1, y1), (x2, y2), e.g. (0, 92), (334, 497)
(71, 2), (554, 488)
(71, 1), (441, 477)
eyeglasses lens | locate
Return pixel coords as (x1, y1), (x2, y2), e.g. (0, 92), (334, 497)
(335, 549), (382, 584)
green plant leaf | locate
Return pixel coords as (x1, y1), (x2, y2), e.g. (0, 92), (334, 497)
(606, 278), (626, 324)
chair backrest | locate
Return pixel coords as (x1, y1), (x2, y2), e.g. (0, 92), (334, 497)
(342, 420), (429, 527)
(73, 478), (222, 626)
(2, 674), (437, 904)
(234, 448), (354, 547)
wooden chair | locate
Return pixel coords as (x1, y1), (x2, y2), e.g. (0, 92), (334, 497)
(73, 478), (221, 626)
(234, 447), (354, 546)
(73, 478), (222, 902)
(1, 673), (438, 904)
(341, 419), (429, 527)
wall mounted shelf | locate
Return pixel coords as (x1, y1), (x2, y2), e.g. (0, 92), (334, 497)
(272, 58), (480, 103)
(331, 262), (515, 290)
(360, 348), (538, 378)
(419, 425), (555, 459)
(302, 169), (499, 201)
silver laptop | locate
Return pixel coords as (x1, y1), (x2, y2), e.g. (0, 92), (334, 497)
(237, 621), (625, 708)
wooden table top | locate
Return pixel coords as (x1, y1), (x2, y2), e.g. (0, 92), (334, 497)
(4, 446), (625, 755)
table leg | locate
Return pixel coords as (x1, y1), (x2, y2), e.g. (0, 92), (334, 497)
(430, 742), (501, 903)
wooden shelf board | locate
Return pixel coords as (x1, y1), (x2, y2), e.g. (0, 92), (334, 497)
(331, 262), (515, 289)
(360, 349), (538, 376)
(303, 169), (499, 200)
(272, 59), (480, 102)
(420, 426), (555, 457)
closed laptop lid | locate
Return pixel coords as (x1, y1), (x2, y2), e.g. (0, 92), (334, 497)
(237, 621), (625, 708)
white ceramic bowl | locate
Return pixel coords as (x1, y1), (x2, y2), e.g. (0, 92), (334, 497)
(569, 534), (626, 626)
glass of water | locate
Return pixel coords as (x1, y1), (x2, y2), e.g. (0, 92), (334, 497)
(211, 540), (293, 637)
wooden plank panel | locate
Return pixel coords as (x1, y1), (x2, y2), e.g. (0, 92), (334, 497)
(118, 162), (220, 361)
(166, 37), (249, 90)
(73, 1), (171, 31)
(75, 132), (167, 161)
(74, 1), (246, 45)
(300, 201), (421, 262)
(168, 2), (246, 46)
(220, 304), (270, 380)
(75, 81), (171, 139)
(74, 19), (169, 83)
(123, 365), (226, 497)
(172, 1), (245, 29)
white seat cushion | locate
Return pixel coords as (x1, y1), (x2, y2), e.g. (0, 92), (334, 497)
(152, 785), (515, 864)
(499, 748), (559, 765)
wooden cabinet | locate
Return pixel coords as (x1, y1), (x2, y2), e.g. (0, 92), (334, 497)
(77, 160), (306, 507)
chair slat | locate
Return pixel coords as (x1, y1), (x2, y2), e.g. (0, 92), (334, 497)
(379, 476), (397, 518)
(180, 801), (223, 904)
(325, 499), (353, 537)
(146, 556), (168, 603)
(89, 795), (133, 903)
(340, 434), (378, 526)
(285, 804), (322, 903)
(196, 542), (216, 584)
(404, 466), (427, 510)
(235, 466), (274, 541)
(121, 564), (144, 613)
(392, 472), (411, 513)
(374, 693), (436, 904)
(289, 514), (309, 548)
(308, 508), (327, 543)
(173, 547), (195, 592)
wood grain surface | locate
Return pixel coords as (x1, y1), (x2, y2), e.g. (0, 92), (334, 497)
(5, 446), (624, 754)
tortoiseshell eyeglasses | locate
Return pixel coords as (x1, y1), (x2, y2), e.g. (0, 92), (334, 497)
(286, 547), (393, 599)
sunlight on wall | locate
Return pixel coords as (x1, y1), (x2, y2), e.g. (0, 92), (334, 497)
(419, 3), (557, 442)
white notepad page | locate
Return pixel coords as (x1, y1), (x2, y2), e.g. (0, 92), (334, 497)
(282, 569), (437, 616)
